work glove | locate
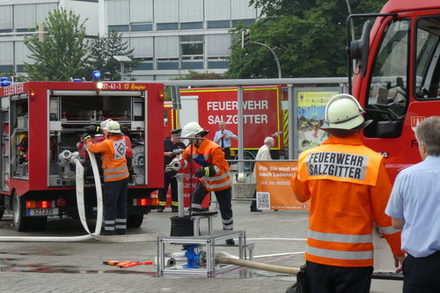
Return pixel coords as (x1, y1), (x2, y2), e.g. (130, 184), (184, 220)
(84, 125), (101, 134)
(172, 149), (184, 155)
(195, 167), (206, 178)
(195, 165), (216, 178)
(165, 168), (177, 176)
(81, 134), (93, 142)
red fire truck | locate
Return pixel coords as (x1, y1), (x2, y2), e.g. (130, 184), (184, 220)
(349, 0), (440, 181)
(178, 86), (288, 160)
(0, 81), (164, 231)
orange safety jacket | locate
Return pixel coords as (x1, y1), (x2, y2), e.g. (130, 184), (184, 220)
(291, 134), (403, 267)
(87, 136), (129, 182)
(183, 138), (231, 192)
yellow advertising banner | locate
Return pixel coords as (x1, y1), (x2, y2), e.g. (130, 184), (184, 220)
(255, 161), (309, 210)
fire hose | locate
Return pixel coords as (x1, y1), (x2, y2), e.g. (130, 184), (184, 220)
(0, 150), (150, 242)
(215, 256), (300, 275)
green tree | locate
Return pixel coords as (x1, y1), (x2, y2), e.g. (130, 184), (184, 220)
(88, 31), (138, 81)
(226, 0), (387, 79)
(24, 9), (90, 81)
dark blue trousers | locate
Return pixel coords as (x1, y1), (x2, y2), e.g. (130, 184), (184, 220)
(103, 178), (128, 235)
(192, 181), (233, 230)
(306, 261), (373, 293)
(403, 251), (440, 293)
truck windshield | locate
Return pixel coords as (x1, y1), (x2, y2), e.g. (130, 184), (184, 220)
(415, 17), (440, 99)
(364, 19), (409, 138)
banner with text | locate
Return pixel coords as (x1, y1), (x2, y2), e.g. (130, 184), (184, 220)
(180, 87), (283, 149)
(255, 161), (309, 210)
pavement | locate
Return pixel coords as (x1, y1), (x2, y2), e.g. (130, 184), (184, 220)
(0, 200), (402, 292)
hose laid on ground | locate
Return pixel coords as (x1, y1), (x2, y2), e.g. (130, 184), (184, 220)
(0, 152), (100, 242)
(215, 256), (300, 275)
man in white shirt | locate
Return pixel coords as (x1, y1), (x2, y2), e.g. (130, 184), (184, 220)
(213, 121), (238, 160)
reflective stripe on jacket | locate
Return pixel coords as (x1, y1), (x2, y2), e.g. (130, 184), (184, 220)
(291, 134), (403, 267)
(87, 136), (129, 182)
(183, 139), (231, 192)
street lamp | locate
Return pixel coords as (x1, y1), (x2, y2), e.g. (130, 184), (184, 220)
(113, 55), (132, 81)
(249, 40), (282, 79)
(241, 31), (282, 78)
(345, 0), (355, 42)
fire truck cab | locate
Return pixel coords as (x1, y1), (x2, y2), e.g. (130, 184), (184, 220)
(0, 81), (164, 231)
(350, 0), (440, 180)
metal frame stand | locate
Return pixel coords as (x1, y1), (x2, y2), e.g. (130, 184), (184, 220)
(157, 230), (246, 276)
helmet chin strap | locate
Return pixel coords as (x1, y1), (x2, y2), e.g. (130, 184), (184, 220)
(193, 136), (202, 147)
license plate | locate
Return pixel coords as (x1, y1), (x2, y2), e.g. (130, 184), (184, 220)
(27, 208), (59, 216)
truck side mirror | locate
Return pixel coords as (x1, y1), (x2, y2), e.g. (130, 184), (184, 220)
(350, 21), (372, 77)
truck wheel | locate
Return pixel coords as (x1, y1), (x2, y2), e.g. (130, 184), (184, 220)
(127, 213), (144, 228)
(12, 193), (31, 232)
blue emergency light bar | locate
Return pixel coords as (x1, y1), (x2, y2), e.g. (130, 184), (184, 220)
(0, 77), (11, 87)
(92, 70), (101, 80)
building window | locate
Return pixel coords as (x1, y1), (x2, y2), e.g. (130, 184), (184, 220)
(180, 22), (203, 30)
(181, 62), (203, 69)
(232, 19), (256, 28)
(157, 58), (179, 70)
(180, 35), (204, 61)
(208, 60), (229, 69)
(16, 64), (25, 72)
(0, 65), (13, 73)
(131, 23), (153, 31)
(16, 28), (34, 33)
(108, 25), (129, 32)
(134, 62), (154, 70)
(207, 20), (230, 29)
(157, 23), (178, 31)
(133, 58), (153, 70)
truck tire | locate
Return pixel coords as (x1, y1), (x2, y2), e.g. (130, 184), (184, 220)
(12, 193), (32, 232)
(127, 213), (144, 228)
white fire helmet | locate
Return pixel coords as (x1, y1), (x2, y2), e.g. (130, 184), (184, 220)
(321, 94), (365, 130)
(100, 119), (112, 131)
(107, 120), (122, 134)
(181, 122), (206, 145)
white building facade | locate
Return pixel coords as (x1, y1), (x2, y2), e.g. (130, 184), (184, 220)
(104, 0), (258, 80)
(0, 0), (99, 75)
(0, 0), (258, 80)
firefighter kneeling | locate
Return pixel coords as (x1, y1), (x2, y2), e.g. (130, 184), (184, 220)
(180, 122), (235, 245)
(85, 120), (130, 236)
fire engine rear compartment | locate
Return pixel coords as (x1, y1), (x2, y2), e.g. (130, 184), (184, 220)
(0, 82), (164, 232)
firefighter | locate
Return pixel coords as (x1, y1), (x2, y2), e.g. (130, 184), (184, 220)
(290, 94), (405, 293)
(85, 120), (129, 236)
(181, 122), (235, 245)
(158, 128), (185, 212)
(78, 119), (133, 160)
